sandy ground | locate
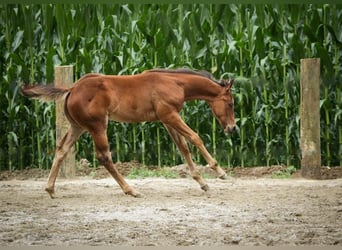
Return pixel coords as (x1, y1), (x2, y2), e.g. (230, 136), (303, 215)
(0, 175), (341, 246)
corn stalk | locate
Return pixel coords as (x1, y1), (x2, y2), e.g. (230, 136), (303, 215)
(0, 4), (341, 170)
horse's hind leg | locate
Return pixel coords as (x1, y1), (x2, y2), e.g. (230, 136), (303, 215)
(89, 129), (141, 198)
(45, 125), (84, 198)
(164, 124), (209, 191)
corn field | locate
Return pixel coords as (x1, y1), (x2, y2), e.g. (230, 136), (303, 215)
(0, 4), (341, 171)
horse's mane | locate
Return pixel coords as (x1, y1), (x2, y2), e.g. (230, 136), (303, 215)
(147, 68), (228, 87)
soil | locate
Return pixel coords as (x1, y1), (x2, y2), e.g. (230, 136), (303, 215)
(1, 163), (342, 246)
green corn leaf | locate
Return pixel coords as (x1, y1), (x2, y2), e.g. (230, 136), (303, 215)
(11, 30), (23, 52)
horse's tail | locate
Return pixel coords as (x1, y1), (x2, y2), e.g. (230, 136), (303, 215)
(21, 84), (70, 102)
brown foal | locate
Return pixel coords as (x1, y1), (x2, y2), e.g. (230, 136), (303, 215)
(21, 68), (235, 198)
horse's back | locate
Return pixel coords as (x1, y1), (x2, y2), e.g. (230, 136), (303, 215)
(66, 73), (169, 124)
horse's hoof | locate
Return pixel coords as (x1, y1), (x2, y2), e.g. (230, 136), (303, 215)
(125, 189), (143, 198)
(133, 192), (143, 198)
(45, 187), (56, 199)
(219, 173), (228, 180)
(201, 184), (210, 192)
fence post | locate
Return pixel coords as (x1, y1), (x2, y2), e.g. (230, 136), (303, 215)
(55, 65), (75, 178)
(300, 58), (321, 179)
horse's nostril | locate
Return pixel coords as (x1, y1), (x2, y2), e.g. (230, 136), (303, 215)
(229, 126), (236, 133)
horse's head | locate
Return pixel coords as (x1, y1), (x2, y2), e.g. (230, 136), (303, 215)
(209, 79), (236, 134)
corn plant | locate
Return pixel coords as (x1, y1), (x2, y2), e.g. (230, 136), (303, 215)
(0, 4), (341, 171)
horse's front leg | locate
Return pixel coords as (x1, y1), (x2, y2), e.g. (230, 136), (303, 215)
(164, 124), (209, 191)
(163, 113), (228, 180)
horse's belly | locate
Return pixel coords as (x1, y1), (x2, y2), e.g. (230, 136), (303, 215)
(108, 110), (158, 123)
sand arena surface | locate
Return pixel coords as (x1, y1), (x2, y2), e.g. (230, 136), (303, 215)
(0, 176), (341, 246)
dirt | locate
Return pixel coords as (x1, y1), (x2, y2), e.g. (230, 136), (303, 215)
(0, 163), (342, 246)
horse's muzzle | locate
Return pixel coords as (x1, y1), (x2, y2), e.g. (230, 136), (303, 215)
(224, 125), (236, 134)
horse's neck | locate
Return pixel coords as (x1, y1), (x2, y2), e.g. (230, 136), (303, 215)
(183, 79), (221, 102)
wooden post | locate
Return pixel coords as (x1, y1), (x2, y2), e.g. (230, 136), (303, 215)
(55, 65), (75, 178)
(300, 58), (321, 179)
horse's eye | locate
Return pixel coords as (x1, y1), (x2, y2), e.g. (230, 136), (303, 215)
(228, 103), (234, 108)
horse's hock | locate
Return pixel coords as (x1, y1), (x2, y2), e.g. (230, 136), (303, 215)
(55, 65), (75, 178)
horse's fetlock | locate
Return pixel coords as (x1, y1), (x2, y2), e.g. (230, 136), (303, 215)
(191, 172), (201, 181)
(209, 161), (218, 169)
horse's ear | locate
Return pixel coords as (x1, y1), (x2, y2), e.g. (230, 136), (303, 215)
(225, 79), (234, 92)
